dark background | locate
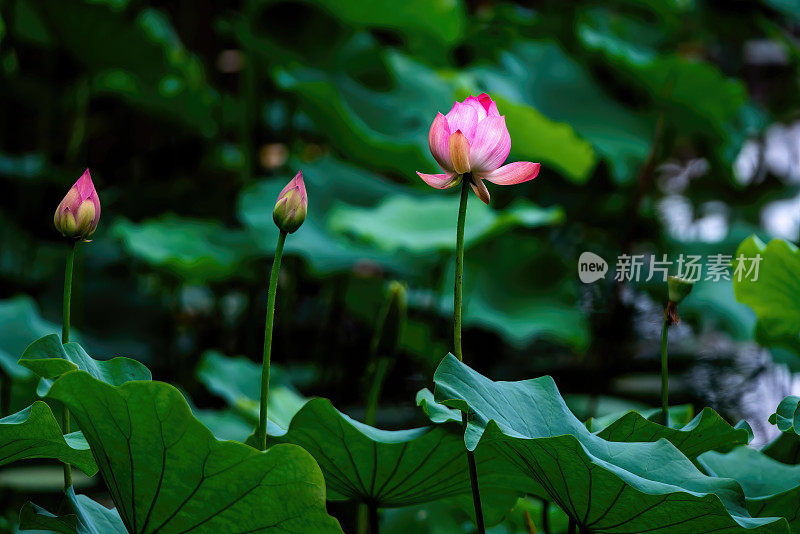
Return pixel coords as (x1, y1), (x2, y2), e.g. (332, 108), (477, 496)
(1, 0), (800, 531)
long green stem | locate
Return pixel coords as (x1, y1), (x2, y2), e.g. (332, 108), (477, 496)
(368, 502), (379, 534)
(257, 231), (287, 451)
(453, 177), (484, 533)
(660, 312), (669, 426)
(453, 178), (469, 362)
(541, 500), (551, 534)
(61, 241), (77, 490)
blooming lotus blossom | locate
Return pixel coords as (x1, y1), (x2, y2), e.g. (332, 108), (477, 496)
(53, 169), (101, 240)
(417, 93), (540, 203)
(273, 171), (307, 233)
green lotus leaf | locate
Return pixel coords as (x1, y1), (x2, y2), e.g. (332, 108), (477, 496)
(734, 237), (800, 350)
(762, 431), (800, 466)
(771, 395), (800, 436)
(111, 215), (258, 284)
(0, 295), (72, 380)
(415, 387), (461, 424)
(591, 407), (750, 462)
(0, 400), (96, 476)
(271, 50), (595, 183)
(585, 404), (695, 430)
(20, 487), (126, 534)
(700, 446), (800, 532)
(328, 195), (563, 255)
(762, 396), (800, 465)
(431, 354), (789, 533)
(18, 334), (151, 394)
(197, 350), (306, 430)
(46, 371), (343, 534)
(272, 397), (518, 520)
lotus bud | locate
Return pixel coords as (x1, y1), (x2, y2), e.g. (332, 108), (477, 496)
(665, 275), (694, 325)
(667, 276), (694, 304)
(272, 171), (307, 234)
(53, 169), (101, 241)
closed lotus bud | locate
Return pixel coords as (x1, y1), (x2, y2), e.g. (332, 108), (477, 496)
(272, 171), (307, 234)
(666, 275), (694, 325)
(667, 275), (694, 304)
(53, 169), (101, 241)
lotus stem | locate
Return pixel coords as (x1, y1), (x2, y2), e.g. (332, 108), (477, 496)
(465, 434), (486, 533)
(568, 517), (577, 534)
(541, 500), (551, 534)
(256, 230), (287, 451)
(660, 312), (669, 426)
(61, 241), (77, 490)
(453, 177), (469, 362)
(453, 176), (485, 533)
(368, 501), (379, 534)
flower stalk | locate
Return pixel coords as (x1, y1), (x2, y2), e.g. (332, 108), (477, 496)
(61, 240), (77, 491)
(453, 178), (469, 362)
(660, 276), (694, 426)
(659, 311), (670, 426)
(255, 171), (307, 451)
(453, 177), (486, 533)
(256, 230), (287, 451)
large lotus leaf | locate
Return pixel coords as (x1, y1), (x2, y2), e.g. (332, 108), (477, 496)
(309, 0), (466, 51)
(700, 447), (800, 532)
(328, 195), (563, 254)
(734, 237), (800, 350)
(0, 401), (96, 476)
(586, 404), (695, 431)
(197, 350), (308, 430)
(431, 354), (788, 532)
(20, 487), (126, 534)
(468, 40), (652, 183)
(763, 431), (800, 465)
(591, 407), (750, 462)
(0, 295), (66, 380)
(272, 397), (518, 525)
(192, 408), (253, 442)
(18, 334), (150, 395)
(46, 371), (343, 533)
(433, 236), (589, 350)
(25, 1), (218, 134)
(576, 7), (747, 136)
(112, 216), (258, 284)
(273, 49), (596, 182)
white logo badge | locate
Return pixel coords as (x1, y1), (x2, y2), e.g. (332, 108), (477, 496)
(578, 252), (608, 283)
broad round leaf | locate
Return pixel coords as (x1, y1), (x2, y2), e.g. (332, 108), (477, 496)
(0, 401), (96, 476)
(701, 447), (800, 532)
(591, 407), (750, 463)
(19, 334), (151, 395)
(431, 354), (789, 533)
(20, 487), (127, 534)
(47, 371), (343, 534)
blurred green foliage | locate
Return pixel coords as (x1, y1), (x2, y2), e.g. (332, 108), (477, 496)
(2, 0), (800, 530)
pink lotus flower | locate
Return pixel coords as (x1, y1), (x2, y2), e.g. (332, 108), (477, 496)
(53, 169), (101, 240)
(273, 171), (307, 234)
(417, 93), (540, 204)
